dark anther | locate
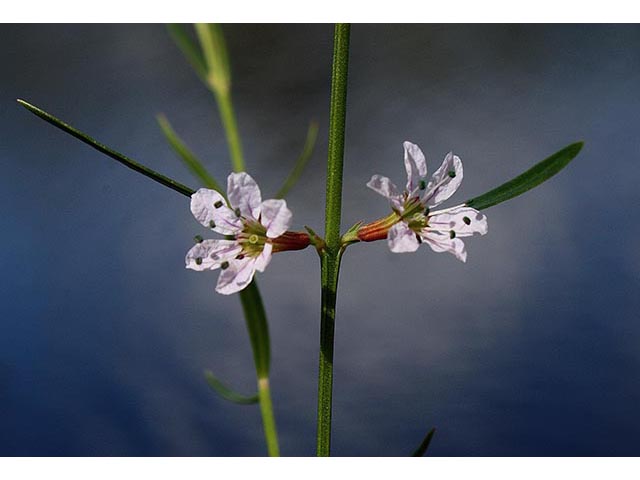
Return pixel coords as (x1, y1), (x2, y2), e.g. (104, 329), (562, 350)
(195, 257), (203, 265)
(448, 171), (456, 178)
(449, 230), (456, 239)
(194, 235), (203, 243)
(419, 180), (426, 190)
(416, 234), (423, 244)
(235, 254), (245, 260)
(209, 220), (216, 228)
(424, 207), (430, 216)
(463, 216), (471, 225)
(221, 261), (230, 270)
(214, 200), (223, 208)
(234, 207), (241, 217)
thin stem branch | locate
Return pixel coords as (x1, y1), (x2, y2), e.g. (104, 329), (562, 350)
(316, 23), (351, 457)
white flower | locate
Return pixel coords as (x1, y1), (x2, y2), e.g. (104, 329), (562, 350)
(186, 172), (292, 295)
(366, 141), (487, 262)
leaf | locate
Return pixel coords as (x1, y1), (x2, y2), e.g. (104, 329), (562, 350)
(157, 114), (223, 192)
(239, 279), (270, 378)
(465, 142), (583, 211)
(275, 120), (319, 199)
(194, 23), (231, 95)
(166, 24), (208, 83)
(412, 427), (436, 456)
(204, 370), (259, 405)
(17, 99), (195, 198)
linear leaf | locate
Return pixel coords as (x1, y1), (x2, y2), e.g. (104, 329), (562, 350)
(239, 280), (270, 378)
(204, 370), (259, 405)
(466, 142), (583, 211)
(17, 99), (195, 198)
(411, 427), (436, 457)
(166, 24), (208, 83)
(157, 114), (223, 192)
(275, 120), (319, 199)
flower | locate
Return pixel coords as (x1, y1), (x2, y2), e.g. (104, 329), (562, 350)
(363, 141), (487, 262)
(186, 172), (293, 295)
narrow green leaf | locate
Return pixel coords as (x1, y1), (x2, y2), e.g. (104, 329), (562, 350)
(466, 142), (583, 211)
(204, 370), (259, 405)
(17, 99), (195, 198)
(157, 114), (223, 192)
(239, 280), (270, 378)
(412, 427), (436, 457)
(194, 23), (231, 95)
(275, 120), (319, 199)
(166, 24), (208, 83)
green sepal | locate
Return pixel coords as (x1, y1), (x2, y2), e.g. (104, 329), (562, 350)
(465, 142), (583, 211)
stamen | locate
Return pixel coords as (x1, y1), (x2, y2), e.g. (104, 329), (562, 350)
(236, 254), (245, 260)
(449, 230), (456, 239)
(195, 257), (203, 265)
(463, 216), (471, 225)
(416, 234), (422, 244)
(194, 235), (203, 243)
(234, 207), (241, 217)
(419, 180), (426, 190)
(209, 220), (216, 229)
(448, 170), (456, 178)
(221, 261), (229, 270)
(424, 207), (430, 216)
(214, 200), (223, 209)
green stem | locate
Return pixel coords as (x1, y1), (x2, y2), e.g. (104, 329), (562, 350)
(215, 90), (246, 172)
(316, 23), (351, 457)
(197, 23), (276, 455)
(258, 377), (280, 457)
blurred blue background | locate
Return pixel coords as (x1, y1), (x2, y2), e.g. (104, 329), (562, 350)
(1, 24), (639, 456)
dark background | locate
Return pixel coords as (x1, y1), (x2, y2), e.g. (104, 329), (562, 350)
(1, 24), (639, 456)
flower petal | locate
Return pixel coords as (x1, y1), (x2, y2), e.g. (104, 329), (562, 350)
(387, 221), (420, 253)
(403, 141), (428, 192)
(185, 239), (242, 271)
(366, 174), (403, 210)
(227, 172), (262, 219)
(260, 199), (292, 238)
(428, 206), (488, 237)
(423, 152), (463, 207)
(190, 188), (243, 235)
(215, 257), (257, 295)
(421, 231), (467, 262)
(253, 242), (273, 273)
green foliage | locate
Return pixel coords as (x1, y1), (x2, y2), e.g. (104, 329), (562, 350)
(17, 99), (195, 198)
(204, 371), (259, 405)
(157, 114), (223, 192)
(412, 428), (436, 456)
(275, 121), (319, 199)
(466, 142), (583, 211)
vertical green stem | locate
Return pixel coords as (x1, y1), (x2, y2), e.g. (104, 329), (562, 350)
(258, 377), (280, 457)
(215, 90), (246, 172)
(316, 23), (351, 457)
(198, 23), (276, 455)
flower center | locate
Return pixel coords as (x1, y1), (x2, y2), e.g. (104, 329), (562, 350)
(237, 219), (268, 257)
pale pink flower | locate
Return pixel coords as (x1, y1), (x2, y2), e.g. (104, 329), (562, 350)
(366, 141), (487, 262)
(186, 172), (292, 294)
